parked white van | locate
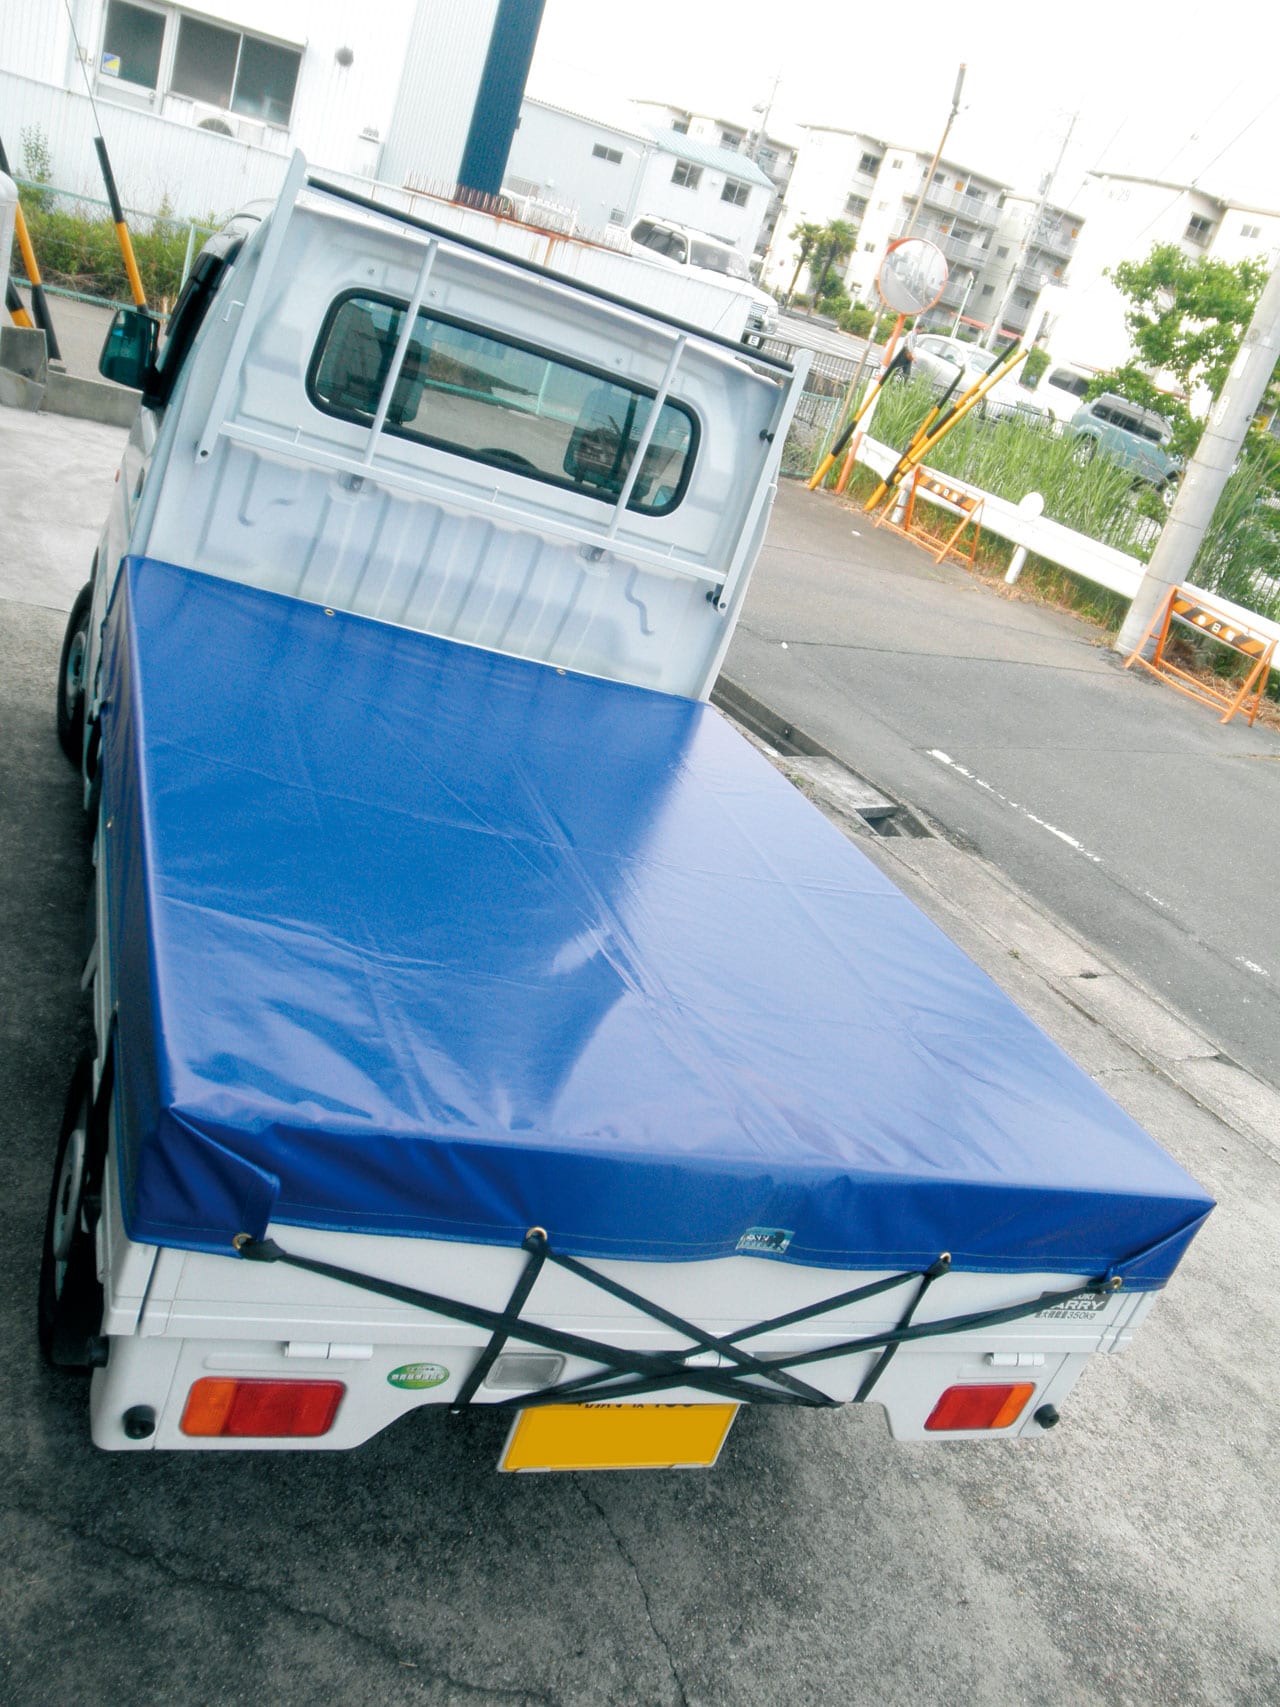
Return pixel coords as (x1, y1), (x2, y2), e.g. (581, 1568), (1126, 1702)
(625, 214), (777, 345)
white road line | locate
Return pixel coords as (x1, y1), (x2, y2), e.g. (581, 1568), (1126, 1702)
(1236, 957), (1272, 978)
(927, 749), (1104, 864)
(927, 748), (1272, 988)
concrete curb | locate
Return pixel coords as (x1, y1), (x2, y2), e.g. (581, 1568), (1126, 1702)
(719, 682), (1280, 1167)
(41, 370), (140, 428)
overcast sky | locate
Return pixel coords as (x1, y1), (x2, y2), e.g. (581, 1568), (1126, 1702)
(528, 0), (1280, 213)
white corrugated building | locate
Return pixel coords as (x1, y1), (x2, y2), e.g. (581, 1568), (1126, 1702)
(0, 0), (506, 218)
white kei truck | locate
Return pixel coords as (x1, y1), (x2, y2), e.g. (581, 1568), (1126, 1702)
(43, 154), (1212, 1467)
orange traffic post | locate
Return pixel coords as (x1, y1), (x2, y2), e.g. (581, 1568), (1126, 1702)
(1124, 587), (1276, 726)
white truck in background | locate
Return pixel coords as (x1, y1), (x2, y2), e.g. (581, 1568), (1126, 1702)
(42, 153), (1211, 1464)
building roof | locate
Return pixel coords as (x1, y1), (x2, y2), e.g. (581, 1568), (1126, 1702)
(631, 100), (800, 154)
(522, 95), (648, 146)
(647, 129), (774, 188)
(1086, 170), (1280, 222)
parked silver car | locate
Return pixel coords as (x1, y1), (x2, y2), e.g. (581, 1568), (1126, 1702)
(910, 334), (1049, 423)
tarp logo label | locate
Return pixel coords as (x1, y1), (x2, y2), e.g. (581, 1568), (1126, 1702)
(736, 1226), (793, 1256)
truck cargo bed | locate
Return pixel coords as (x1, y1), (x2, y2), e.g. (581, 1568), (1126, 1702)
(101, 557), (1211, 1287)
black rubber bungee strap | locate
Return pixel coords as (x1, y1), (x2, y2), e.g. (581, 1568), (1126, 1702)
(234, 1230), (1117, 1410)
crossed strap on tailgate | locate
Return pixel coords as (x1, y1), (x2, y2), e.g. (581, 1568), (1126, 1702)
(233, 1228), (1119, 1410)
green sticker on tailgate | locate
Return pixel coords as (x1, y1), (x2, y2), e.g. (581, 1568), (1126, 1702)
(387, 1362), (450, 1390)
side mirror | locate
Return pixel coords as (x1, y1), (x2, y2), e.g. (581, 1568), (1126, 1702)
(99, 307), (161, 390)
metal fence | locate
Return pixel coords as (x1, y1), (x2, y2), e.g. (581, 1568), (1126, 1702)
(766, 336), (865, 478)
(8, 177), (217, 312)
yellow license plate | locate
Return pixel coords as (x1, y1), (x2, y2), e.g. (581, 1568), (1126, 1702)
(499, 1402), (739, 1472)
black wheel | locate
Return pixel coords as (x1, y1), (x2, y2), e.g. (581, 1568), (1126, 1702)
(56, 582), (94, 765)
(38, 1051), (105, 1370)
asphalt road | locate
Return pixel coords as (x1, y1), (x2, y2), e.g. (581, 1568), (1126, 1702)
(3, 408), (1280, 1704)
(771, 310), (871, 368)
(727, 481), (1280, 1090)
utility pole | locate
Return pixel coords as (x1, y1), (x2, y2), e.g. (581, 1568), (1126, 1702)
(1115, 259), (1280, 655)
(748, 74), (781, 162)
(950, 270), (975, 334)
(984, 112), (1077, 351)
(901, 63), (966, 242)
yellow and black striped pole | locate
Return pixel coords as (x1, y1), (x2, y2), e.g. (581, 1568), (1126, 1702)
(864, 347), (1027, 513)
(5, 279), (35, 330)
(0, 136), (61, 357)
(93, 136), (147, 309)
(807, 340), (915, 491)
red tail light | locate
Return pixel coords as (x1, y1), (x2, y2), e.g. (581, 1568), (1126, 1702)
(181, 1377), (345, 1438)
(925, 1382), (1035, 1432)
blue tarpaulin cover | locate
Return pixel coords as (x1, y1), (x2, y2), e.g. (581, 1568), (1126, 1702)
(101, 557), (1212, 1285)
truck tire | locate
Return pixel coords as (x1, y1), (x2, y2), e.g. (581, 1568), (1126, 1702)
(38, 1050), (106, 1370)
(56, 582), (94, 765)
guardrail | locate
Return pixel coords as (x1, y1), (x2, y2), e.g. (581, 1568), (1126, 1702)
(854, 433), (1280, 672)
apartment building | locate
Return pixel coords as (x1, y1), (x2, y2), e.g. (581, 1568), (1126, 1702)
(763, 126), (1025, 332)
(963, 194), (1085, 343)
(630, 100), (798, 262)
(503, 97), (774, 252)
(1044, 172), (1280, 376)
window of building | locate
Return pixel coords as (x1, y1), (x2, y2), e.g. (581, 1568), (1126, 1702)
(591, 144), (623, 164)
(1185, 214), (1214, 246)
(1241, 223), (1261, 239)
(671, 160), (702, 189)
(721, 178), (750, 206)
(610, 207), (626, 224)
(169, 15), (300, 125)
(863, 241), (876, 252)
(99, 0), (165, 90)
(720, 130), (741, 152)
(308, 293), (698, 517)
(858, 151), (881, 175)
(671, 119), (689, 134)
(104, 6), (302, 126)
(996, 245), (1009, 259)
(981, 284), (994, 296)
(758, 147), (776, 169)
(890, 157), (903, 169)
(877, 200), (888, 211)
(844, 195), (867, 218)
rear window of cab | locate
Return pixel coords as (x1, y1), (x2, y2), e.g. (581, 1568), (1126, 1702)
(306, 292), (698, 516)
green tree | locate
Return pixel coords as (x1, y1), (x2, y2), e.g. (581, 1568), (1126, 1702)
(1108, 243), (1270, 398)
(811, 218), (858, 307)
(783, 222), (824, 309)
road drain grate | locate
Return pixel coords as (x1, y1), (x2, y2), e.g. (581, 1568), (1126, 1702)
(712, 679), (933, 839)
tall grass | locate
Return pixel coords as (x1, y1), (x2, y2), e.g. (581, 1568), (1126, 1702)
(867, 377), (1153, 556)
(1188, 451), (1280, 621)
(11, 181), (216, 306)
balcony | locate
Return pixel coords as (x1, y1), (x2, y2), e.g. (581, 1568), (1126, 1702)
(937, 272), (976, 308)
(1032, 223), (1079, 262)
(890, 221), (990, 269)
(904, 181), (1002, 227)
